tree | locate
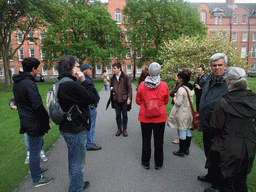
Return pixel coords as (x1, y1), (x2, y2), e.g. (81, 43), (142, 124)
(159, 31), (248, 80)
(42, 1), (126, 75)
(0, 0), (63, 89)
(122, 0), (207, 73)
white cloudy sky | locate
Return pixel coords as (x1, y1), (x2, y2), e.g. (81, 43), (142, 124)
(188, 0), (255, 3)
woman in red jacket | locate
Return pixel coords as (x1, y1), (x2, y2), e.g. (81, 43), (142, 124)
(136, 62), (169, 170)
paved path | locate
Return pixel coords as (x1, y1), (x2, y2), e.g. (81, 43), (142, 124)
(14, 84), (210, 192)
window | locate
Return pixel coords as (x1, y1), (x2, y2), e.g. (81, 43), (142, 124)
(137, 67), (142, 74)
(126, 31), (131, 42)
(220, 15), (223, 25)
(17, 33), (22, 44)
(252, 46), (256, 58)
(241, 47), (247, 58)
(40, 33), (44, 43)
(41, 49), (45, 60)
(29, 48), (35, 58)
(0, 67), (3, 76)
(19, 66), (23, 72)
(115, 10), (121, 24)
(28, 32), (34, 44)
(126, 47), (132, 59)
(42, 66), (48, 75)
(127, 64), (132, 74)
(0, 52), (2, 61)
(137, 47), (142, 58)
(10, 67), (15, 76)
(126, 15), (130, 24)
(232, 32), (237, 41)
(53, 66), (58, 75)
(201, 11), (205, 24)
(96, 64), (101, 74)
(19, 49), (24, 61)
(106, 65), (111, 74)
(251, 64), (255, 69)
(242, 32), (247, 42)
(233, 15), (238, 24)
(215, 16), (218, 25)
(242, 15), (247, 24)
(253, 32), (256, 41)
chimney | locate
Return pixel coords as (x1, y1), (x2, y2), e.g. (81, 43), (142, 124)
(226, 0), (235, 5)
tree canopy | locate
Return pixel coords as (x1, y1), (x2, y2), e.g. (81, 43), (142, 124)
(122, 0), (207, 67)
(159, 31), (248, 80)
(42, 1), (125, 71)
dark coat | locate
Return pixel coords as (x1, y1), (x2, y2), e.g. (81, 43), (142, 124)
(58, 76), (98, 133)
(193, 74), (207, 111)
(206, 90), (256, 179)
(199, 72), (228, 129)
(13, 72), (50, 137)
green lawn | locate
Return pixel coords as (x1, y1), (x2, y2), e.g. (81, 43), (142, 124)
(0, 80), (104, 192)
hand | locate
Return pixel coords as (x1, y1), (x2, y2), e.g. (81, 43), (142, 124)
(76, 71), (86, 82)
(111, 87), (113, 90)
(195, 84), (200, 89)
(127, 98), (131, 105)
(11, 106), (17, 110)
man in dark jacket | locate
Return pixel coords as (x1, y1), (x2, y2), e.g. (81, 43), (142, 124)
(57, 55), (98, 192)
(81, 64), (102, 151)
(13, 57), (53, 187)
(110, 62), (132, 137)
(197, 53), (229, 183)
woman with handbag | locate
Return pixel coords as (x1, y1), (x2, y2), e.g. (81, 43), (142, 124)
(168, 69), (195, 157)
(136, 62), (169, 170)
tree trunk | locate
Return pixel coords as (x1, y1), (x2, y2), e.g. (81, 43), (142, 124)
(133, 58), (136, 80)
(3, 51), (12, 90)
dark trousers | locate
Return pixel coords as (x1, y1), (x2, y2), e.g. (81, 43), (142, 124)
(141, 122), (165, 167)
(113, 101), (128, 130)
(203, 128), (214, 178)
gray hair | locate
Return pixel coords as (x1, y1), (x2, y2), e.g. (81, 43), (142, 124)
(210, 53), (228, 65)
(224, 67), (248, 91)
(148, 62), (161, 76)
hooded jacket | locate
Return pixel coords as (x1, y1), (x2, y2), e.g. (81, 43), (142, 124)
(206, 90), (256, 179)
(13, 72), (50, 137)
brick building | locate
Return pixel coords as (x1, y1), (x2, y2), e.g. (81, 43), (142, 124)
(1, 0), (256, 81)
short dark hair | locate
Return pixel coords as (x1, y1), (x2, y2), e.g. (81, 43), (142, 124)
(198, 65), (205, 71)
(112, 62), (122, 70)
(22, 57), (40, 72)
(177, 69), (192, 84)
(58, 55), (79, 77)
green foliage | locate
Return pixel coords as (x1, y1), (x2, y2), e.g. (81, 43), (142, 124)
(159, 31), (248, 80)
(42, 2), (125, 70)
(123, 0), (207, 67)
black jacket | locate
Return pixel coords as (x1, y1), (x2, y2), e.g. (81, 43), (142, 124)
(206, 90), (256, 178)
(58, 76), (98, 133)
(13, 72), (50, 137)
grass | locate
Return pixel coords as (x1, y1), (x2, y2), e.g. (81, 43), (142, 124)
(0, 80), (104, 192)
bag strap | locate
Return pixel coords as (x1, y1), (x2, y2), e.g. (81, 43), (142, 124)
(182, 86), (195, 114)
(144, 82), (161, 101)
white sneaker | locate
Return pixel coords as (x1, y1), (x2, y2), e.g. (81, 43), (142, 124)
(25, 151), (29, 164)
(40, 151), (48, 162)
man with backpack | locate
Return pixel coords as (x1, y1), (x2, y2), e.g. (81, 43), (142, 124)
(13, 57), (53, 187)
(57, 55), (98, 192)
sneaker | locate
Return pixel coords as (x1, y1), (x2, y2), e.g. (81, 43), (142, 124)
(24, 151), (29, 164)
(40, 151), (48, 162)
(34, 176), (54, 188)
(83, 181), (90, 190)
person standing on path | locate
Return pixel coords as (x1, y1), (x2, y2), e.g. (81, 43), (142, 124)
(57, 56), (98, 192)
(110, 62), (132, 137)
(102, 69), (110, 91)
(197, 53), (228, 183)
(13, 57), (53, 187)
(81, 64), (102, 151)
(136, 62), (169, 170)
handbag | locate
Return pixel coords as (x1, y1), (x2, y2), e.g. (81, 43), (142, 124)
(182, 86), (199, 131)
(144, 82), (162, 118)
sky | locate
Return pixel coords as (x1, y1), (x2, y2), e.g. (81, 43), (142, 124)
(188, 0), (255, 3)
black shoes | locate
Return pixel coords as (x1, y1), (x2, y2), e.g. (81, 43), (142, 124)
(83, 181), (90, 190)
(141, 163), (150, 170)
(203, 187), (220, 192)
(155, 166), (162, 170)
(197, 175), (212, 183)
(87, 144), (102, 151)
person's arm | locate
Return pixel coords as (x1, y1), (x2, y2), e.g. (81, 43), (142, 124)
(136, 83), (143, 106)
(127, 76), (132, 105)
(173, 87), (184, 107)
(209, 99), (226, 134)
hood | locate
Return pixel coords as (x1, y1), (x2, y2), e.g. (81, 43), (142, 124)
(144, 75), (161, 88)
(224, 90), (256, 118)
(12, 72), (35, 83)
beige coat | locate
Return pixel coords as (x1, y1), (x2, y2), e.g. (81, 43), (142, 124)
(167, 86), (194, 130)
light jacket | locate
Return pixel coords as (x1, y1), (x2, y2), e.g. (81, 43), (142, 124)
(136, 81), (169, 123)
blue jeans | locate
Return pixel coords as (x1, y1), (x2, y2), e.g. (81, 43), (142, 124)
(28, 135), (43, 183)
(104, 84), (108, 91)
(113, 101), (128, 130)
(24, 133), (44, 152)
(86, 106), (97, 149)
(61, 131), (86, 192)
(179, 129), (192, 140)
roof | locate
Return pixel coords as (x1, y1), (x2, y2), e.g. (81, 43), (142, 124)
(192, 3), (256, 17)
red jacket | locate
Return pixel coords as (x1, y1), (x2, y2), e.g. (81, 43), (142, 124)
(136, 81), (169, 123)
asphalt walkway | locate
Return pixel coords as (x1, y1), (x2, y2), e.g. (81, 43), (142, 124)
(14, 84), (211, 192)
